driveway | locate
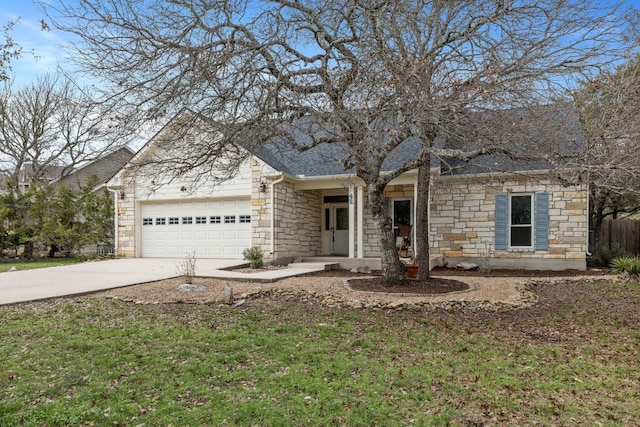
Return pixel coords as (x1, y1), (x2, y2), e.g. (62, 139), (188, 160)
(0, 258), (243, 305)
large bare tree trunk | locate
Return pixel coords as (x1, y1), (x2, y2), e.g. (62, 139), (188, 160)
(591, 189), (606, 248)
(415, 161), (431, 280)
(368, 185), (407, 286)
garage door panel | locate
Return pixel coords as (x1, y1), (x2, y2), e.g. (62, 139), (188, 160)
(141, 199), (251, 258)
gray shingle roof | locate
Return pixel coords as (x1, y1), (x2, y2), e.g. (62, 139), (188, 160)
(247, 103), (584, 177)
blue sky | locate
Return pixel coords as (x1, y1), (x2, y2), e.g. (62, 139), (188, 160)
(2, 0), (640, 87)
(0, 0), (68, 85)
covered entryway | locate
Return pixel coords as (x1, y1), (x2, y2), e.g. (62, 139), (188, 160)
(140, 199), (251, 258)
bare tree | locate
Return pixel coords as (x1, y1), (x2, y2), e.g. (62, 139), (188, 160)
(0, 19), (21, 81)
(573, 56), (640, 247)
(0, 73), (134, 193)
(49, 0), (627, 284)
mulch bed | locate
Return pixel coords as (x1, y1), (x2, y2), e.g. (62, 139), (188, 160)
(431, 266), (611, 277)
(348, 277), (469, 294)
(305, 266), (611, 295)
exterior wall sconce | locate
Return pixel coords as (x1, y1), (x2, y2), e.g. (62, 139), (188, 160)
(259, 180), (267, 193)
(119, 190), (125, 200)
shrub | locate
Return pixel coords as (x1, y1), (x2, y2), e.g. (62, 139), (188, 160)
(242, 246), (264, 269)
(587, 243), (626, 268)
(176, 251), (197, 283)
(611, 255), (640, 276)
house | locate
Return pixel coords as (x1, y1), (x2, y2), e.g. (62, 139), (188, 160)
(10, 163), (67, 193)
(107, 108), (588, 271)
(56, 146), (135, 192)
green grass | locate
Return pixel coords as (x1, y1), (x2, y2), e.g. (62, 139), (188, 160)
(0, 257), (87, 272)
(0, 280), (639, 426)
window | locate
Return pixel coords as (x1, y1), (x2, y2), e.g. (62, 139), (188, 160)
(195, 216), (207, 224)
(392, 199), (412, 228)
(495, 193), (549, 251)
(169, 217), (179, 225)
(210, 216), (221, 224)
(224, 215), (236, 224)
(182, 217), (193, 225)
(239, 215), (251, 223)
(510, 194), (532, 247)
(142, 218), (153, 226)
(155, 218), (166, 225)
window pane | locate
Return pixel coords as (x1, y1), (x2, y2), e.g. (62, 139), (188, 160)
(511, 195), (532, 225)
(335, 207), (349, 230)
(393, 200), (411, 226)
(511, 227), (532, 247)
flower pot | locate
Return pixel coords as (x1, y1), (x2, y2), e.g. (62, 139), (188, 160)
(405, 264), (419, 279)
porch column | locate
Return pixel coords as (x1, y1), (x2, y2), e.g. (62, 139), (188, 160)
(349, 185), (355, 258)
(357, 186), (364, 258)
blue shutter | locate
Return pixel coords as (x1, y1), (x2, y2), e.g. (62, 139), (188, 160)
(535, 192), (550, 250)
(495, 194), (508, 250)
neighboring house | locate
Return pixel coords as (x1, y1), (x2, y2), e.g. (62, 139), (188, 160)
(56, 147), (135, 192)
(56, 147), (135, 255)
(107, 109), (588, 270)
(15, 163), (67, 193)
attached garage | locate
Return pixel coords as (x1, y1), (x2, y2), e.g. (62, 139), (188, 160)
(140, 199), (252, 258)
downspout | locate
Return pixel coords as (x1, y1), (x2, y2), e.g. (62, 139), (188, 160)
(270, 174), (285, 257)
(106, 186), (120, 255)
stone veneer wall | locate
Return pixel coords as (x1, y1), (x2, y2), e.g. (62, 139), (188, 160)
(360, 184), (415, 258)
(430, 174), (588, 270)
(114, 177), (137, 257)
(356, 177), (587, 270)
(251, 161), (322, 259)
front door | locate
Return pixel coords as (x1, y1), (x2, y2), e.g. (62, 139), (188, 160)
(330, 204), (349, 255)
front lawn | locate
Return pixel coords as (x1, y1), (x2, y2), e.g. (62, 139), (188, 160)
(0, 279), (638, 426)
(0, 257), (87, 273)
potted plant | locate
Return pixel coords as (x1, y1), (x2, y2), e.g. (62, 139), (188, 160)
(403, 256), (419, 279)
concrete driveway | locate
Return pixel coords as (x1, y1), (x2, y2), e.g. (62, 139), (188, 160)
(0, 258), (243, 305)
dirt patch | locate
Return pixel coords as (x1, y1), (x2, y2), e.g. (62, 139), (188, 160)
(430, 266), (610, 277)
(348, 277), (469, 294)
(99, 268), (621, 310)
(227, 265), (289, 274)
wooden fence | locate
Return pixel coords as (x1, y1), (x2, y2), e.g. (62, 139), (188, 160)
(599, 219), (640, 255)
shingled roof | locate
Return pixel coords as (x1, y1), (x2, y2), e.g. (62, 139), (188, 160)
(247, 103), (584, 178)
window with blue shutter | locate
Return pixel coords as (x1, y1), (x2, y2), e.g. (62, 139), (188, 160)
(495, 194), (508, 250)
(535, 192), (550, 250)
(495, 192), (549, 250)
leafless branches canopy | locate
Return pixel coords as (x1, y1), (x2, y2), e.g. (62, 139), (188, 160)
(47, 0), (630, 283)
(0, 73), (134, 192)
(574, 56), (640, 243)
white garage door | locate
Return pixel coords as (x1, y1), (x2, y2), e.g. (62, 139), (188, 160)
(140, 199), (252, 258)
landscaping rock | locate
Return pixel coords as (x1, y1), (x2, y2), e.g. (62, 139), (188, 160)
(178, 284), (206, 292)
(350, 266), (372, 274)
(456, 262), (480, 271)
(219, 281), (234, 305)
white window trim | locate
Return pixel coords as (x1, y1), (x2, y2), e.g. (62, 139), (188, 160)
(508, 193), (534, 249)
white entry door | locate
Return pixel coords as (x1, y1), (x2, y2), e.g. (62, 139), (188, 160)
(330, 204), (349, 255)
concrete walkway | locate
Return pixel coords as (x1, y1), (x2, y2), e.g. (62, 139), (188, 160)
(0, 258), (332, 305)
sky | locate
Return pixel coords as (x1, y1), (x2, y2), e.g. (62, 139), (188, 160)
(2, 0), (640, 87)
(0, 0), (68, 85)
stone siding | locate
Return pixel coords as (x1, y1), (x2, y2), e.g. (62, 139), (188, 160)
(114, 178), (137, 257)
(430, 175), (587, 269)
(361, 184), (415, 258)
(251, 161), (322, 259)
